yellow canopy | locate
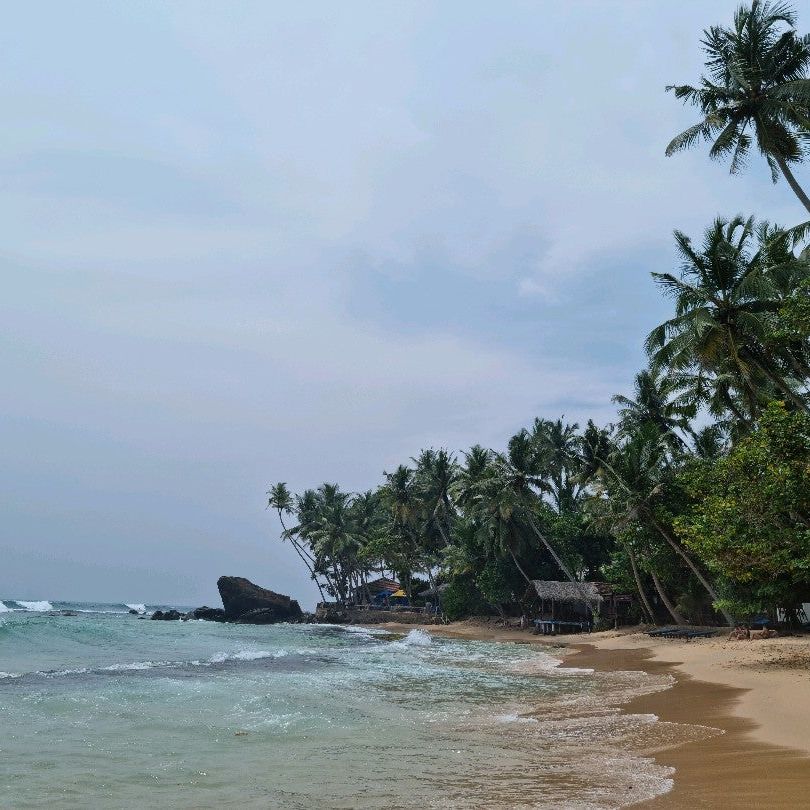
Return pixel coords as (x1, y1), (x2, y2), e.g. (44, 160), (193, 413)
(390, 589), (407, 597)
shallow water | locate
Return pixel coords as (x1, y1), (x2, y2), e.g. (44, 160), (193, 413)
(0, 602), (705, 808)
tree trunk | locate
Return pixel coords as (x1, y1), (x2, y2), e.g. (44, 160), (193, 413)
(650, 569), (686, 624)
(646, 512), (734, 626)
(526, 514), (596, 620)
(774, 153), (810, 215)
(749, 350), (810, 413)
(626, 544), (656, 625)
(278, 512), (327, 603)
(507, 546), (534, 585)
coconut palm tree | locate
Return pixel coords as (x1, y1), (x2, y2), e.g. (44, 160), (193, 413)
(590, 424), (734, 625)
(268, 482), (327, 602)
(531, 418), (583, 513)
(646, 216), (810, 418)
(666, 0), (810, 213)
(612, 369), (693, 451)
(413, 448), (459, 547)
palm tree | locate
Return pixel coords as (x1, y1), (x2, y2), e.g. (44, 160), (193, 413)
(612, 369), (693, 450)
(666, 0), (810, 213)
(646, 216), (810, 419)
(380, 465), (422, 599)
(591, 425), (734, 625)
(268, 482), (326, 602)
(531, 418), (583, 513)
(413, 448), (459, 547)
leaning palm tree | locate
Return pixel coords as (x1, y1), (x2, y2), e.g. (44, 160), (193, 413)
(268, 482), (327, 602)
(591, 425), (734, 625)
(646, 216), (810, 419)
(666, 0), (810, 213)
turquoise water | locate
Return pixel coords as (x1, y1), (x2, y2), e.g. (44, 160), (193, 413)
(0, 602), (686, 808)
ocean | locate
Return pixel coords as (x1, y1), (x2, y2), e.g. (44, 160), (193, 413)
(0, 601), (705, 808)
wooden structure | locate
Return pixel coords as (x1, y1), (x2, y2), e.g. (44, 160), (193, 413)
(526, 580), (634, 630)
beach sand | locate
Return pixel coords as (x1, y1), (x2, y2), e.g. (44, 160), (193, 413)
(380, 621), (810, 809)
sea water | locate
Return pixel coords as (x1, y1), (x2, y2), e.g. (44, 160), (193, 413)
(0, 602), (708, 808)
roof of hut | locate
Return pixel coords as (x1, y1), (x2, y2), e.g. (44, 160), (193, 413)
(530, 581), (606, 604)
(366, 577), (401, 596)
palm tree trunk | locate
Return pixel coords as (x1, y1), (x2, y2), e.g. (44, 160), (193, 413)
(626, 544), (656, 624)
(277, 513), (327, 603)
(650, 570), (686, 624)
(645, 512), (733, 626)
(526, 514), (597, 620)
(506, 546), (534, 585)
(774, 154), (810, 215)
(752, 358), (810, 413)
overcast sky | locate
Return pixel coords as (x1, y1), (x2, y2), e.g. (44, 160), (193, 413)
(1, 1), (806, 608)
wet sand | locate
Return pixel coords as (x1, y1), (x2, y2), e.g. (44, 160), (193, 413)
(380, 621), (810, 808)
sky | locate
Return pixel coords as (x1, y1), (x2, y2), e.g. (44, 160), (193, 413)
(1, 1), (806, 608)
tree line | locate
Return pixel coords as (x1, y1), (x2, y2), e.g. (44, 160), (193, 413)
(269, 1), (810, 626)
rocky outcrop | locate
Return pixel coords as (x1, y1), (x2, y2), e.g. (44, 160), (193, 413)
(217, 576), (303, 623)
(185, 606), (227, 622)
(151, 609), (183, 621)
(313, 605), (441, 625)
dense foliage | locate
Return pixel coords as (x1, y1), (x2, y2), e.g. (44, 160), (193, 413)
(269, 2), (810, 626)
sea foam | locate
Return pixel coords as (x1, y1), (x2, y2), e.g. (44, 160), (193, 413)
(15, 601), (53, 612)
(0, 601), (12, 613)
(125, 604), (147, 614)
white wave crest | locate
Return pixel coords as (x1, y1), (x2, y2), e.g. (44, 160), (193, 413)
(0, 601), (12, 613)
(208, 649), (286, 664)
(15, 601), (53, 612)
(125, 604), (147, 614)
(103, 661), (165, 672)
(389, 629), (433, 648)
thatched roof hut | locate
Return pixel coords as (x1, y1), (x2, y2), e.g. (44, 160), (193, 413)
(529, 581), (605, 606)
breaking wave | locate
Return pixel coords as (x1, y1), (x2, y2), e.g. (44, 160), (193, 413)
(13, 601), (53, 612)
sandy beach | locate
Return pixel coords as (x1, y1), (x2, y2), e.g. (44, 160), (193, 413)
(381, 621), (810, 809)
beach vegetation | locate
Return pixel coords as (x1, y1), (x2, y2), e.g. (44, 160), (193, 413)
(269, 1), (810, 627)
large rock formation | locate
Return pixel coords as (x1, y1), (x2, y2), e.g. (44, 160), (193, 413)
(217, 576), (303, 623)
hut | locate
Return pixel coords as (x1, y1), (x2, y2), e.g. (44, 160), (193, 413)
(354, 577), (401, 605)
(527, 581), (634, 631)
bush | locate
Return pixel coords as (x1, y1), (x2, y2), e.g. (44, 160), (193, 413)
(441, 578), (489, 620)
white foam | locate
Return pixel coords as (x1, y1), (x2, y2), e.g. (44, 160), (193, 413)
(15, 600), (53, 612)
(103, 661), (167, 672)
(0, 601), (11, 613)
(385, 628), (433, 650)
(208, 649), (285, 664)
(125, 604), (147, 614)
(343, 625), (390, 636)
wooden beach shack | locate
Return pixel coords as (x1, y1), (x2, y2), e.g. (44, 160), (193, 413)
(527, 580), (634, 633)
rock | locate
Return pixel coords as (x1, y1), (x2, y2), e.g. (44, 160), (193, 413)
(314, 605), (350, 624)
(128, 609), (139, 615)
(217, 576), (303, 623)
(185, 606), (226, 622)
(151, 609), (183, 621)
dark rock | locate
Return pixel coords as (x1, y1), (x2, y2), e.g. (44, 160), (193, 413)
(128, 609), (139, 615)
(151, 609), (183, 621)
(185, 606), (226, 622)
(58, 610), (79, 617)
(217, 576), (303, 623)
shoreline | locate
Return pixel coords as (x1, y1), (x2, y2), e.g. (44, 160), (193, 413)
(379, 621), (810, 808)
